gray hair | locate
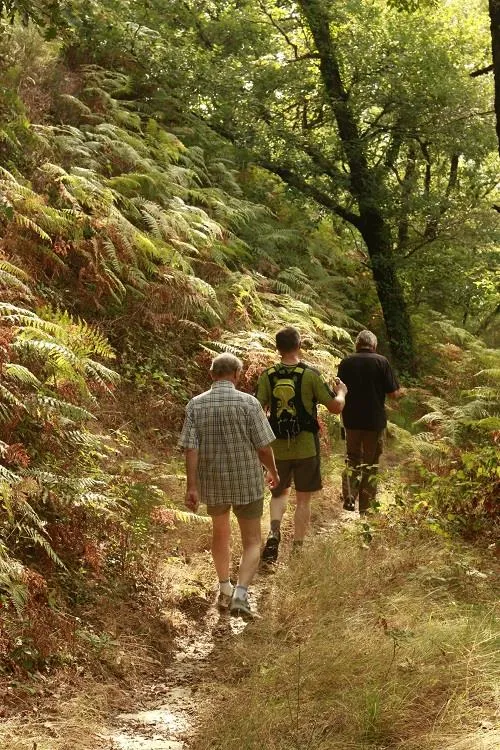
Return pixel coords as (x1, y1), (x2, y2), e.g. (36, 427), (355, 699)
(355, 330), (378, 351)
(210, 352), (243, 377)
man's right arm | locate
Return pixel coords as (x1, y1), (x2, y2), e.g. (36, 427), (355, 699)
(184, 448), (200, 512)
(178, 403), (200, 512)
(248, 399), (279, 488)
(255, 372), (270, 409)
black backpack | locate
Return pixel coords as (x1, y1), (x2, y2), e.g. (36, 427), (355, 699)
(266, 363), (319, 440)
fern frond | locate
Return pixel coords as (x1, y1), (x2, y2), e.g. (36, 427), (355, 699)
(13, 213), (51, 242)
(20, 525), (65, 568)
(37, 396), (96, 423)
(3, 364), (42, 389)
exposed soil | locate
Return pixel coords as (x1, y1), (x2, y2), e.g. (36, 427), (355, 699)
(100, 580), (268, 749)
(98, 505), (354, 750)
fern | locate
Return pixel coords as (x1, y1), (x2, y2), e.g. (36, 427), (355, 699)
(3, 363), (42, 389)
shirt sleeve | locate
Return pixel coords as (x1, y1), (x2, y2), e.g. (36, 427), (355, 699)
(247, 400), (276, 448)
(312, 371), (335, 406)
(255, 372), (271, 409)
(384, 361), (399, 393)
(178, 402), (199, 449)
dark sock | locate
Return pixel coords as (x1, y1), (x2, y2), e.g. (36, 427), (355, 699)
(270, 519), (281, 535)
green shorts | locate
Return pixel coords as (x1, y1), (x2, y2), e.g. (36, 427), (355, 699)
(272, 455), (322, 497)
(206, 496), (264, 520)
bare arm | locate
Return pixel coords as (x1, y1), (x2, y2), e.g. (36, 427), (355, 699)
(325, 378), (348, 414)
(388, 387), (405, 399)
(184, 448), (200, 511)
(257, 444), (280, 488)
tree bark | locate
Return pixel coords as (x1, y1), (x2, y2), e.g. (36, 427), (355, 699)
(298, 0), (415, 373)
(489, 0), (500, 154)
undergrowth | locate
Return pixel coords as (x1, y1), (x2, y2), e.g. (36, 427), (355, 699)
(193, 518), (499, 750)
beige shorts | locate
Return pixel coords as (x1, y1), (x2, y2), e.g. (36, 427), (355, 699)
(206, 496), (264, 520)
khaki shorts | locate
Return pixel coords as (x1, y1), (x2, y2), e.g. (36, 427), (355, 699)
(206, 496), (264, 520)
(272, 455), (322, 497)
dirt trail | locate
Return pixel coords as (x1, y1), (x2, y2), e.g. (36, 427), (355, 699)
(99, 582), (268, 750)
(98, 509), (355, 750)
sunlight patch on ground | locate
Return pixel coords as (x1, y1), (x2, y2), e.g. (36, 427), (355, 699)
(111, 734), (183, 749)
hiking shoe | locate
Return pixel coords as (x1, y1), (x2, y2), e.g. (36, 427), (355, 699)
(262, 531), (280, 563)
(230, 596), (255, 619)
(217, 590), (233, 610)
(343, 499), (356, 511)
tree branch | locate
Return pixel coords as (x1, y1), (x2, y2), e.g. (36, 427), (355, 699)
(397, 143), (417, 252)
(181, 0), (214, 50)
(470, 63), (494, 77)
(259, 1), (302, 60)
(475, 301), (500, 333)
(256, 159), (361, 227)
(297, 0), (378, 210)
(445, 152), (459, 197)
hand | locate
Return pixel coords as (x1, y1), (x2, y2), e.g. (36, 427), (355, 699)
(267, 470), (280, 490)
(185, 488), (200, 512)
(335, 377), (348, 396)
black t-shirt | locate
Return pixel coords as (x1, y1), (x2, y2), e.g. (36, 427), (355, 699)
(337, 350), (399, 430)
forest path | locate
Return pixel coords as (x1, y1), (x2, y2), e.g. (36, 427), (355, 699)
(99, 507), (356, 750)
(100, 570), (270, 749)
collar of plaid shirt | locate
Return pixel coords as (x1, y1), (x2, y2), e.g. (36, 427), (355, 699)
(211, 379), (236, 389)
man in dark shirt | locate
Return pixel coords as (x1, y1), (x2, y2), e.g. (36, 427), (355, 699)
(337, 330), (403, 514)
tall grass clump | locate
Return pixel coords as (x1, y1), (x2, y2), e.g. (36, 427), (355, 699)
(194, 521), (499, 750)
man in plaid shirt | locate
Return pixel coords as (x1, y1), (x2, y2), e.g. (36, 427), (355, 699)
(179, 353), (279, 618)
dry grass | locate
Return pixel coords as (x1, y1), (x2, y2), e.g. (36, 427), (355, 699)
(2, 463), (496, 750)
(192, 518), (499, 750)
(0, 504), (218, 749)
(0, 678), (122, 750)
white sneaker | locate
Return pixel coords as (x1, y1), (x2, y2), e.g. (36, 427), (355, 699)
(217, 587), (234, 610)
(230, 595), (255, 618)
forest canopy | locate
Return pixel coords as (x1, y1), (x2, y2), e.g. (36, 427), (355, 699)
(3, 0), (495, 371)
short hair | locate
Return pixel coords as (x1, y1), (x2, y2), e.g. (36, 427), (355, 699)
(210, 352), (243, 377)
(276, 327), (301, 353)
(355, 330), (377, 351)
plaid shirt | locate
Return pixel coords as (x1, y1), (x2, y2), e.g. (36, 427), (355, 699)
(178, 380), (275, 506)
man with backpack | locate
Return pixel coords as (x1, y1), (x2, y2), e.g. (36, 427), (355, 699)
(337, 330), (403, 515)
(256, 327), (347, 562)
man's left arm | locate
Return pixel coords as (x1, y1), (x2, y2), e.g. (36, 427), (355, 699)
(384, 361), (404, 399)
(313, 372), (347, 415)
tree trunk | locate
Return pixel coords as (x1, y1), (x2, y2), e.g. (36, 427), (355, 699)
(489, 0), (500, 155)
(358, 209), (415, 373)
(298, 0), (416, 373)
